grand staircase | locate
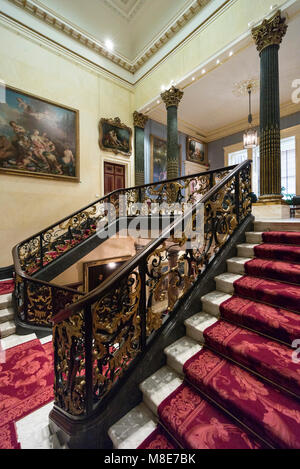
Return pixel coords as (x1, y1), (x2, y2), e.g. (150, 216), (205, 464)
(109, 221), (300, 450)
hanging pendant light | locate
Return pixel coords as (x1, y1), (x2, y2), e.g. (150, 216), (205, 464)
(243, 84), (258, 149)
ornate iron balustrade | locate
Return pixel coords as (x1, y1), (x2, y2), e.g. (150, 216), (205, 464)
(51, 160), (252, 419)
(12, 165), (236, 329)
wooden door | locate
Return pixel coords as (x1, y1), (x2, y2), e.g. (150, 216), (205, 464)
(104, 162), (125, 195)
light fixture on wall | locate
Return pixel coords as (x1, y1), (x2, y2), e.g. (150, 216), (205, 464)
(243, 84), (258, 149)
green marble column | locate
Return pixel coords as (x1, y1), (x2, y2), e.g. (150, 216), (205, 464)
(252, 10), (287, 204)
(133, 111), (148, 186)
(161, 86), (184, 180)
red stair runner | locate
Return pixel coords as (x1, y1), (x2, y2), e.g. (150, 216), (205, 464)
(139, 230), (300, 449)
(203, 320), (300, 397)
(137, 426), (179, 450)
(157, 383), (262, 449)
(183, 349), (300, 449)
(220, 296), (300, 345)
(0, 279), (14, 295)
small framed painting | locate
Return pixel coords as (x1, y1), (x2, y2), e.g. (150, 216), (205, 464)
(186, 136), (208, 165)
(150, 135), (182, 182)
(0, 85), (79, 181)
(99, 117), (132, 156)
(83, 256), (131, 292)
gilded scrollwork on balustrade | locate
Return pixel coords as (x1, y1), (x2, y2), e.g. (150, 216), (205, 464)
(239, 164), (252, 218)
(18, 236), (41, 273)
(53, 312), (86, 416)
(25, 281), (80, 326)
(91, 271), (141, 402)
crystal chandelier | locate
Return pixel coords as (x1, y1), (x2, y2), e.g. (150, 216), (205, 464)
(243, 84), (258, 149)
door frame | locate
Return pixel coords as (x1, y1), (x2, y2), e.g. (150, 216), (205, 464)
(100, 156), (132, 197)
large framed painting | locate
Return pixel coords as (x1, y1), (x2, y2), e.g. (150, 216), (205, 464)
(150, 135), (182, 182)
(0, 85), (79, 181)
(99, 117), (132, 156)
(83, 256), (131, 293)
(186, 136), (208, 165)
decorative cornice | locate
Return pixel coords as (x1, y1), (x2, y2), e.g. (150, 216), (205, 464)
(161, 86), (184, 109)
(252, 10), (288, 54)
(133, 111), (148, 129)
(7, 0), (211, 74)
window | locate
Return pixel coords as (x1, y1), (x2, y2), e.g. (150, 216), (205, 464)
(251, 136), (296, 198)
(227, 149), (248, 166)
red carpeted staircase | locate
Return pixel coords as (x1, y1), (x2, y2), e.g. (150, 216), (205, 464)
(109, 229), (300, 450)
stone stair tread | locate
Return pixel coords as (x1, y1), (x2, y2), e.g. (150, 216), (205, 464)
(185, 313), (218, 343)
(0, 307), (14, 324)
(0, 332), (37, 351)
(201, 290), (231, 316)
(0, 320), (16, 338)
(227, 257), (252, 274)
(0, 293), (13, 310)
(108, 403), (157, 449)
(164, 336), (202, 375)
(215, 273), (242, 294)
(139, 366), (183, 415)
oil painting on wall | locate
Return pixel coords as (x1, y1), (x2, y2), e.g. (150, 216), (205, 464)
(150, 135), (181, 182)
(186, 136), (208, 165)
(0, 85), (79, 181)
(99, 117), (132, 156)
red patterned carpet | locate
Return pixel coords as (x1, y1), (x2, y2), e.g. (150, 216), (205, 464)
(0, 279), (14, 295)
(0, 339), (54, 449)
(139, 231), (300, 449)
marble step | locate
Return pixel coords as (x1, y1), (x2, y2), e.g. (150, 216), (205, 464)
(0, 332), (37, 351)
(201, 290), (231, 317)
(214, 273), (242, 294)
(0, 307), (14, 324)
(164, 336), (202, 376)
(245, 232), (263, 244)
(254, 219), (300, 232)
(15, 401), (54, 449)
(185, 313), (218, 343)
(0, 293), (12, 310)
(139, 366), (183, 416)
(227, 257), (251, 275)
(108, 403), (157, 450)
(0, 320), (16, 338)
(237, 243), (258, 258)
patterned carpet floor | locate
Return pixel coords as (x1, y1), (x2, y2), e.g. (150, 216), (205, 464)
(0, 339), (54, 449)
(139, 231), (300, 449)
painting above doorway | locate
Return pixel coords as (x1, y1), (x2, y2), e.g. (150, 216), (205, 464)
(99, 117), (132, 156)
(83, 256), (131, 292)
(0, 85), (79, 181)
(150, 134), (182, 182)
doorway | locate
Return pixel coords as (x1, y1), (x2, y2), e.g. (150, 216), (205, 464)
(104, 162), (126, 195)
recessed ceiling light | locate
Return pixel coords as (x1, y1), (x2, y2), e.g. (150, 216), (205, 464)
(229, 51), (233, 57)
(192, 77), (195, 81)
(202, 69), (206, 74)
(105, 39), (114, 51)
(216, 59), (220, 65)
(157, 100), (160, 104)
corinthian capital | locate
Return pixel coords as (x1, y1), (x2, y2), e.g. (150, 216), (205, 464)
(133, 111), (149, 129)
(161, 86), (184, 109)
(252, 10), (287, 54)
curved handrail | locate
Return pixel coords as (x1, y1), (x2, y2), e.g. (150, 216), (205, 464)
(12, 164), (235, 328)
(50, 159), (252, 418)
(54, 159), (251, 323)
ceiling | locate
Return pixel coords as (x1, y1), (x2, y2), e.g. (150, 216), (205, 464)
(146, 7), (300, 141)
(10, 0), (212, 70)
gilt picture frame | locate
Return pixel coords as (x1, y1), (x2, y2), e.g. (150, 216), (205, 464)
(186, 136), (208, 166)
(0, 84), (80, 181)
(99, 117), (132, 156)
(150, 134), (182, 182)
(83, 256), (131, 293)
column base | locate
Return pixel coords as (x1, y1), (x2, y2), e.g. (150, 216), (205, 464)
(252, 201), (290, 219)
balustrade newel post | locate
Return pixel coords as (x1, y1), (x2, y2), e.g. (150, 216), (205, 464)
(84, 303), (94, 416)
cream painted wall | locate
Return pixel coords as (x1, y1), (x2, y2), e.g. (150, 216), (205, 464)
(0, 22), (134, 267)
(133, 0), (287, 110)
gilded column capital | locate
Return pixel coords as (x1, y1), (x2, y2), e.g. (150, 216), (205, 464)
(161, 86), (184, 109)
(252, 10), (287, 54)
(133, 111), (149, 129)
